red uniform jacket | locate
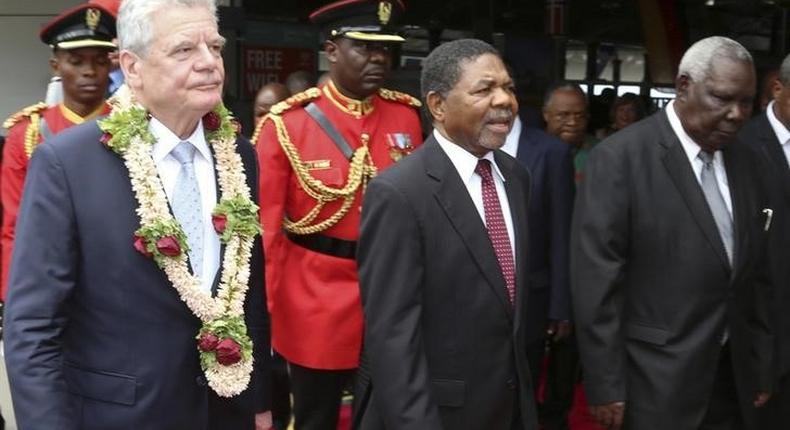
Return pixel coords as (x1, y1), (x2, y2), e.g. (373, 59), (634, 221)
(1, 103), (110, 300)
(256, 82), (423, 369)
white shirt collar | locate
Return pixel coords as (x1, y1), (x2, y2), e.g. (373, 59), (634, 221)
(666, 100), (719, 163)
(501, 116), (522, 158)
(766, 100), (790, 146)
(149, 117), (212, 163)
(433, 129), (506, 184)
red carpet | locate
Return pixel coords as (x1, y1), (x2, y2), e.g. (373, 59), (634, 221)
(334, 384), (602, 430)
(568, 384), (605, 430)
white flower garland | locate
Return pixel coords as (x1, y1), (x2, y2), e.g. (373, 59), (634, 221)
(107, 85), (255, 397)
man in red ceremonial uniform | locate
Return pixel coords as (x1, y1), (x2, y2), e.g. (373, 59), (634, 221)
(1, 3), (115, 300)
(256, 1), (422, 428)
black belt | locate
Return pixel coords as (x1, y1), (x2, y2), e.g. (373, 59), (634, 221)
(285, 231), (357, 259)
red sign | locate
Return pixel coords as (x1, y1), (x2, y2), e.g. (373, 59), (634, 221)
(242, 45), (316, 99)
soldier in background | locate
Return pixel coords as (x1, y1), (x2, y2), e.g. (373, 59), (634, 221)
(255, 1), (422, 428)
(1, 3), (115, 302)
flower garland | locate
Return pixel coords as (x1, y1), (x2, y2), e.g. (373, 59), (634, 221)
(99, 85), (261, 397)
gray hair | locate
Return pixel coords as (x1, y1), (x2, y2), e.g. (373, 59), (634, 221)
(779, 54), (790, 85)
(421, 38), (500, 100)
(543, 81), (587, 108)
(677, 36), (753, 82)
(118, 0), (217, 57)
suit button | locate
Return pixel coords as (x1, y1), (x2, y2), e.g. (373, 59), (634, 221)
(196, 375), (207, 387)
(506, 379), (516, 390)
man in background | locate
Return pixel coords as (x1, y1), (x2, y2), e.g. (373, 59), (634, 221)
(254, 83), (290, 123)
(1, 3), (115, 301)
(285, 70), (315, 95)
(739, 53), (790, 429)
(543, 83), (598, 183)
(503, 83), (575, 430)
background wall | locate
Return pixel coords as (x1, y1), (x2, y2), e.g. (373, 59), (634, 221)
(0, 0), (81, 135)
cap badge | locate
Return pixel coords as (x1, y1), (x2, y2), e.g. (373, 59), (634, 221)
(86, 8), (101, 31)
(378, 1), (392, 25)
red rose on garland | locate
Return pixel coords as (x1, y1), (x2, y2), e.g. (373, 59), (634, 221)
(212, 214), (227, 234)
(215, 338), (242, 365)
(156, 236), (182, 257)
(198, 332), (220, 352)
(133, 234), (153, 257)
(100, 132), (112, 146)
(203, 111), (221, 131)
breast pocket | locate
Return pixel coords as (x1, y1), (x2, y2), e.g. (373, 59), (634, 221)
(309, 167), (344, 187)
(64, 363), (137, 406)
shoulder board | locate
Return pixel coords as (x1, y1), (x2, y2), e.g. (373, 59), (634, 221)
(3, 102), (47, 129)
(378, 88), (422, 108)
(269, 87), (322, 116)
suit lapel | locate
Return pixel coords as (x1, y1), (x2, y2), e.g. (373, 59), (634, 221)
(425, 138), (513, 318)
(756, 114), (790, 203)
(658, 111), (731, 273)
(496, 150), (529, 332)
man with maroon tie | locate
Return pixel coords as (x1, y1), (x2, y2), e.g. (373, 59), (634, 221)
(355, 38), (538, 430)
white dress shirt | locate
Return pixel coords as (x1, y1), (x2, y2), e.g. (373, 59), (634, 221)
(501, 116), (522, 158)
(149, 118), (220, 293)
(765, 100), (790, 167)
(433, 129), (516, 258)
(666, 101), (733, 216)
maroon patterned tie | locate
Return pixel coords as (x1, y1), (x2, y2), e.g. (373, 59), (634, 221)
(475, 159), (516, 306)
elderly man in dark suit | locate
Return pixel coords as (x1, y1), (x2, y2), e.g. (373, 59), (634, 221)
(572, 36), (774, 430)
(3, 0), (272, 429)
(354, 38), (538, 430)
(740, 53), (790, 429)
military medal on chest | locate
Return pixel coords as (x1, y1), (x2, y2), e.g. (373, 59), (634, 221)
(386, 132), (414, 161)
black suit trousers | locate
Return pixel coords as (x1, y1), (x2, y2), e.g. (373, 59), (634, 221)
(699, 345), (744, 430)
(289, 362), (355, 430)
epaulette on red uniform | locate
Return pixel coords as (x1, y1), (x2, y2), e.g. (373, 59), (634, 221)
(377, 88), (422, 108)
(2, 103), (48, 158)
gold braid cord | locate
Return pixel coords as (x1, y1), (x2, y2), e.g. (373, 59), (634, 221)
(269, 114), (377, 235)
(24, 113), (42, 158)
(250, 114), (269, 145)
(3, 103), (47, 158)
(378, 88), (422, 108)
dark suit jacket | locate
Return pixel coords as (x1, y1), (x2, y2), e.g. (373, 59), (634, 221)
(354, 135), (538, 430)
(4, 120), (271, 430)
(514, 127), (574, 343)
(740, 112), (790, 378)
(571, 110), (774, 430)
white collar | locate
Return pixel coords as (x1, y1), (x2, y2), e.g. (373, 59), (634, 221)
(433, 129), (506, 184)
(149, 117), (212, 163)
(501, 116), (522, 158)
(666, 100), (719, 163)
(766, 100), (790, 146)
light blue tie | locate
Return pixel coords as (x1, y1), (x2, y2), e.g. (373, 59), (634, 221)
(698, 151), (733, 265)
(171, 141), (203, 277)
